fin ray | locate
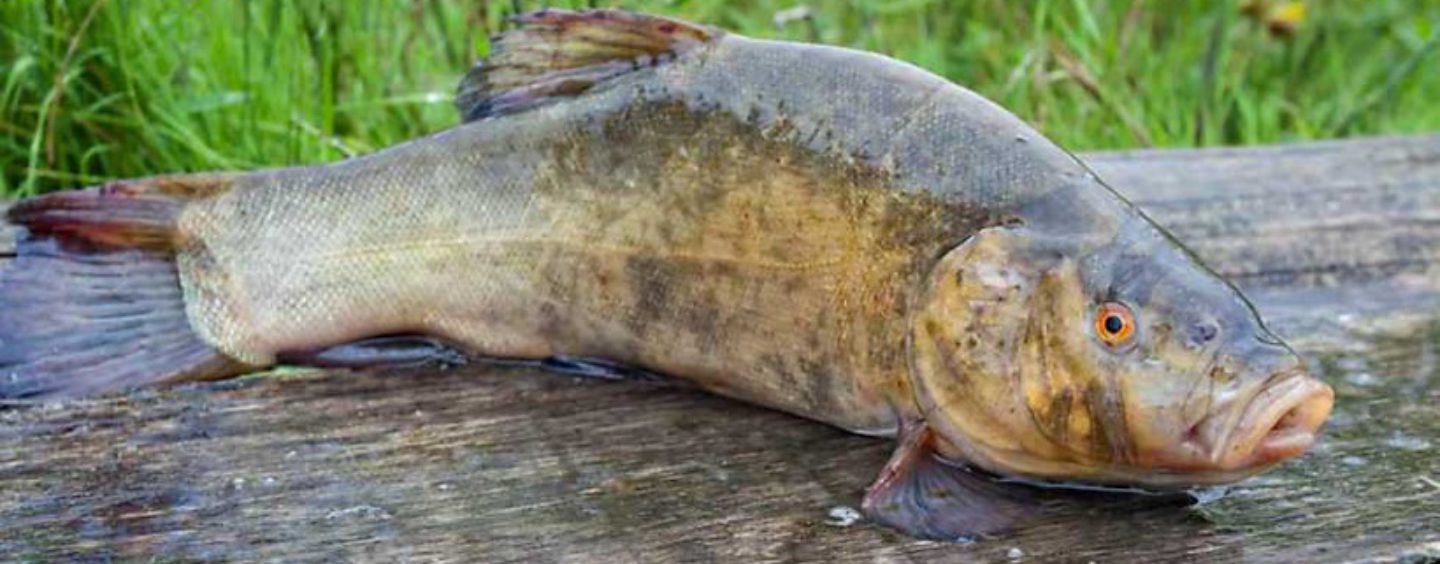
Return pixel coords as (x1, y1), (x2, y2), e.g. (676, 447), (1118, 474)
(278, 335), (470, 370)
(1, 179), (249, 400)
(456, 9), (718, 122)
(863, 422), (1038, 540)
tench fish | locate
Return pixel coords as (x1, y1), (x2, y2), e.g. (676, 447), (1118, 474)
(0, 9), (1333, 539)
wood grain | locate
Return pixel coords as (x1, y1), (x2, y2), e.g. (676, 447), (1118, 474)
(1, 135), (1437, 562)
(0, 200), (11, 258)
(1090, 135), (1440, 289)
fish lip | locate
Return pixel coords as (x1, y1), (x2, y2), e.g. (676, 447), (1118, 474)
(1210, 371), (1334, 471)
(1148, 368), (1332, 478)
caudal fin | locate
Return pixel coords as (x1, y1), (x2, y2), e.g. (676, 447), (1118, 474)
(0, 183), (247, 400)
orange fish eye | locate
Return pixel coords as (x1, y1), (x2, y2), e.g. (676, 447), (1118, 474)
(1095, 302), (1136, 347)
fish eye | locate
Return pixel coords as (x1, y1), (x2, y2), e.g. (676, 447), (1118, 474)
(1095, 302), (1136, 348)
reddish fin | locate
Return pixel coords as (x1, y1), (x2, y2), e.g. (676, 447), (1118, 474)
(8, 190), (183, 251)
(1, 180), (248, 400)
(862, 422), (1037, 541)
(456, 9), (718, 122)
(6, 175), (235, 251)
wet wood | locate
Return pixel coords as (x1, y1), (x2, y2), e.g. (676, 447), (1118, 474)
(1, 135), (1438, 562)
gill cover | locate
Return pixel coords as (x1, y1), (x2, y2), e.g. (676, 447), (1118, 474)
(907, 225), (1126, 480)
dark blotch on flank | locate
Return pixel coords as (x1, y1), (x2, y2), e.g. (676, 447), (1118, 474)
(624, 255), (677, 336)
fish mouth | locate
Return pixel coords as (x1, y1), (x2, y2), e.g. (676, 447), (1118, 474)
(1210, 372), (1334, 472)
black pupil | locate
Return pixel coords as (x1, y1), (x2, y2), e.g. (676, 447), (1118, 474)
(1103, 314), (1125, 335)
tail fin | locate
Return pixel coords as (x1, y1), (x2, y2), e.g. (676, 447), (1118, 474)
(0, 182), (248, 400)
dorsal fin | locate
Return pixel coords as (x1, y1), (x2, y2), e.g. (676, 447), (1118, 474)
(456, 9), (719, 122)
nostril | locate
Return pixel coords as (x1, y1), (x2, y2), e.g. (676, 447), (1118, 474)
(1189, 322), (1218, 347)
(1192, 322), (1215, 343)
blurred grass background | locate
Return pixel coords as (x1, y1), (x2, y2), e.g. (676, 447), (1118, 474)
(1, 0), (1437, 196)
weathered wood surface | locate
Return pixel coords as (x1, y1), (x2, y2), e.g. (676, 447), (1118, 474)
(0, 201), (11, 257)
(0, 136), (1437, 562)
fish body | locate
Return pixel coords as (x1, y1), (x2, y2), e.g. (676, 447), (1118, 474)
(0, 10), (1332, 539)
(180, 31), (1065, 436)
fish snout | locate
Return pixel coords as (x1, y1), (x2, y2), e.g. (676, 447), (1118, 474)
(1177, 360), (1334, 477)
(1140, 370), (1333, 485)
(1226, 374), (1333, 469)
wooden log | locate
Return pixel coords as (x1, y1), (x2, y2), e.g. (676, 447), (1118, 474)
(0, 135), (1437, 562)
(1089, 135), (1440, 289)
(0, 200), (11, 258)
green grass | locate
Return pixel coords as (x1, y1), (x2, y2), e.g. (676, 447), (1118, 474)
(1, 0), (1437, 196)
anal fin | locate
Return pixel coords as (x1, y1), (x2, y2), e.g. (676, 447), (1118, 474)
(276, 338), (678, 389)
(862, 422), (1037, 541)
(278, 335), (470, 370)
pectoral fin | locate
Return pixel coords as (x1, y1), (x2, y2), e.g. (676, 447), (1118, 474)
(862, 422), (1036, 540)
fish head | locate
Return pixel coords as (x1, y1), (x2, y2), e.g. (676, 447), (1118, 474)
(907, 217), (1333, 489)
